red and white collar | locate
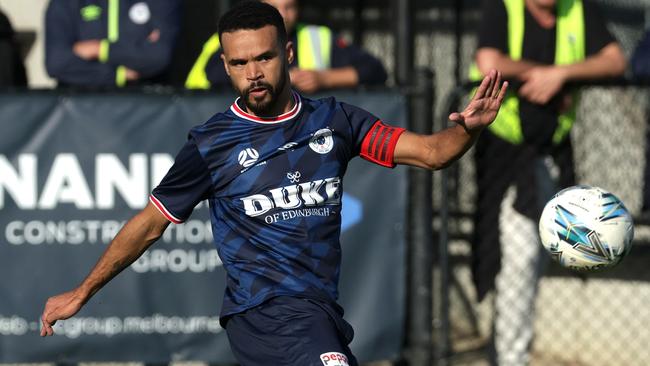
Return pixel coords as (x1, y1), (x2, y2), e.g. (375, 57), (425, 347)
(230, 91), (302, 124)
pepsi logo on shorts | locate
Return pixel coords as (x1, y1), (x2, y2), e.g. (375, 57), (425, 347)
(320, 352), (349, 366)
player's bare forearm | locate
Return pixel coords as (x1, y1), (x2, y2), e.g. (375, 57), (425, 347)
(40, 202), (169, 336)
(393, 126), (478, 170)
(77, 203), (169, 299)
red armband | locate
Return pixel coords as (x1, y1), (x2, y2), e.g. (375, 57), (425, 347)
(360, 120), (406, 168)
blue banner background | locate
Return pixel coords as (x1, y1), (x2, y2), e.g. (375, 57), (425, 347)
(0, 91), (406, 363)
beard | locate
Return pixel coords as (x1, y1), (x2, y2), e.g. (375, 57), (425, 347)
(239, 67), (288, 116)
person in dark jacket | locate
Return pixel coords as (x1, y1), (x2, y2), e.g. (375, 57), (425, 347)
(630, 30), (650, 215)
(45, 0), (181, 88)
(185, 0), (387, 93)
(0, 8), (27, 87)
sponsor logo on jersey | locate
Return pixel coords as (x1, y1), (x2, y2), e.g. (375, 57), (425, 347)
(278, 141), (299, 151)
(129, 2), (151, 24)
(286, 171), (301, 183)
(240, 176), (341, 217)
(320, 352), (349, 366)
(309, 129), (334, 154)
(237, 148), (259, 168)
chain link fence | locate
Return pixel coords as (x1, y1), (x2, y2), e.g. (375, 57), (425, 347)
(308, 0), (650, 365)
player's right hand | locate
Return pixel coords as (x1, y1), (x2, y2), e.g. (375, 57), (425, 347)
(40, 289), (86, 337)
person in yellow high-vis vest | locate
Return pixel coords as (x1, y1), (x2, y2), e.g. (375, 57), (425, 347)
(470, 0), (625, 365)
(185, 0), (387, 93)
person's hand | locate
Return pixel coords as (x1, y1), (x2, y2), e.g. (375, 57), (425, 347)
(73, 40), (101, 60)
(40, 289), (87, 336)
(289, 68), (324, 94)
(125, 67), (140, 81)
(449, 69), (508, 132)
(519, 65), (567, 105)
(147, 29), (160, 43)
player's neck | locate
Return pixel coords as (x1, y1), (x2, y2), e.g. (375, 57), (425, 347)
(274, 86), (295, 115)
(526, 0), (556, 29)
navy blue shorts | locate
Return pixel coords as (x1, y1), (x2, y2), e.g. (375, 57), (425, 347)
(224, 296), (358, 366)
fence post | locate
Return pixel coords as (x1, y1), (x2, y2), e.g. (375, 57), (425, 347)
(393, 0), (414, 86)
(403, 68), (435, 366)
(432, 86), (467, 366)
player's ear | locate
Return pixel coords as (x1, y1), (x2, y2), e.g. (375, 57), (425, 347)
(220, 53), (231, 76)
(286, 41), (294, 65)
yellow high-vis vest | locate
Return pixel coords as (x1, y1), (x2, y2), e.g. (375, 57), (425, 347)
(470, 0), (585, 145)
(185, 24), (333, 90)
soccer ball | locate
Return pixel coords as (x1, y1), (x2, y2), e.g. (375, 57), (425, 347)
(539, 185), (634, 271)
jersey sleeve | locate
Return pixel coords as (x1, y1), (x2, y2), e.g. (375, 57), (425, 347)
(150, 138), (212, 224)
(341, 102), (405, 168)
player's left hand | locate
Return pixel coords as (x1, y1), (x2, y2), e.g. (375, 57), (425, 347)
(450, 69), (508, 132)
(519, 65), (567, 105)
(40, 289), (87, 336)
(289, 68), (323, 94)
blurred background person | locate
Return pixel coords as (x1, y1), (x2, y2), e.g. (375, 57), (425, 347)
(630, 29), (650, 217)
(185, 0), (387, 93)
(0, 7), (27, 87)
(45, 0), (181, 88)
(470, 0), (626, 365)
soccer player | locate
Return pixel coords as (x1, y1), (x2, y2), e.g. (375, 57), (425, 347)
(40, 2), (507, 365)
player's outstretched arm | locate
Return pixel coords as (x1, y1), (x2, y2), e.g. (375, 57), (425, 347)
(40, 202), (171, 337)
(393, 69), (507, 170)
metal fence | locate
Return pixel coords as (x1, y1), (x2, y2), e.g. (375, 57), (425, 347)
(436, 82), (650, 366)
(328, 1), (650, 364)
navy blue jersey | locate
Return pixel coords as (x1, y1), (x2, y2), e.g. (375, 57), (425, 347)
(151, 92), (404, 319)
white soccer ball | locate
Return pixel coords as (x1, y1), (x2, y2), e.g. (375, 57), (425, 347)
(539, 185), (634, 271)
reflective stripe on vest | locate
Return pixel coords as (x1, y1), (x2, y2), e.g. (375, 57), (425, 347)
(185, 34), (221, 90)
(470, 0), (585, 145)
(296, 24), (332, 70)
(108, 0), (124, 86)
(185, 25), (333, 89)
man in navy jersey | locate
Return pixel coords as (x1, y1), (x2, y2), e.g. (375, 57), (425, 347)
(40, 2), (507, 365)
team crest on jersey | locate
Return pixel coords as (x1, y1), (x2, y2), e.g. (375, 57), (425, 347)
(309, 129), (334, 154)
(287, 171), (301, 183)
(238, 148), (259, 168)
(320, 352), (349, 366)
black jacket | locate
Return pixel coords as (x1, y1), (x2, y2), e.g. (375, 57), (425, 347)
(45, 0), (181, 87)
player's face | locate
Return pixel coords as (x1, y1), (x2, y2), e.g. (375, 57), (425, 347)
(221, 25), (294, 116)
(262, 0), (299, 34)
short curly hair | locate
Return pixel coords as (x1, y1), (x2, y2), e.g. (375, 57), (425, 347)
(218, 1), (288, 45)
